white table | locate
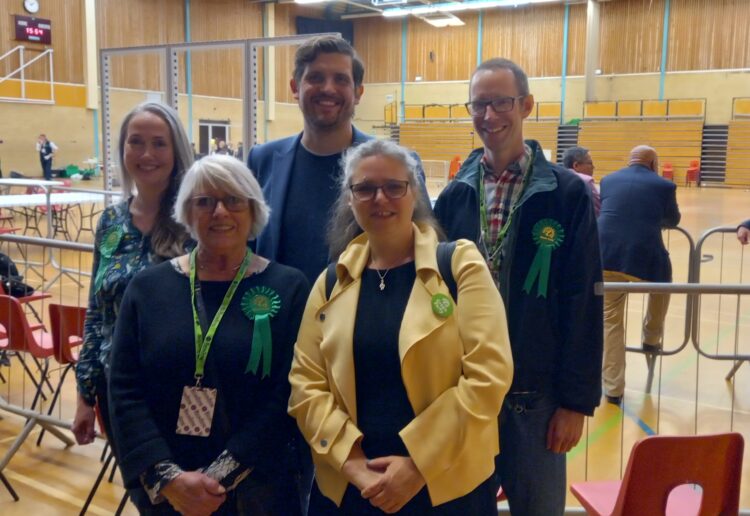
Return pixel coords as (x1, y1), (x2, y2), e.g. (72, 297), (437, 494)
(0, 179), (63, 188)
(0, 192), (118, 208)
(0, 190), (121, 289)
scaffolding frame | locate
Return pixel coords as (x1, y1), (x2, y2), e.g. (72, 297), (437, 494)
(99, 33), (338, 192)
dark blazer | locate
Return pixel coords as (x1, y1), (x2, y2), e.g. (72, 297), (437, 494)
(247, 126), (430, 261)
(598, 164), (681, 282)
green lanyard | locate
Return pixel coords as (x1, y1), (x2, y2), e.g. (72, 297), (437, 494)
(189, 248), (251, 384)
(478, 158), (533, 268)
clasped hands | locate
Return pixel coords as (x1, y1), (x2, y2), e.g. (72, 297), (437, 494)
(161, 471), (226, 516)
(343, 446), (426, 514)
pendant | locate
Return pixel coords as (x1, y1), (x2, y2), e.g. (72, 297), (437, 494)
(379, 279), (385, 291)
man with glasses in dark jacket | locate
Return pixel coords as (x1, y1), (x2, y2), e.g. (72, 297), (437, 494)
(434, 58), (603, 516)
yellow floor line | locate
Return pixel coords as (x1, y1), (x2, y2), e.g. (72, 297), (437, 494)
(4, 469), (112, 516)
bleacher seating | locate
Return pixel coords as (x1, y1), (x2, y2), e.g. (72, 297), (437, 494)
(726, 121), (750, 187)
(398, 121), (558, 165)
(578, 121), (703, 182)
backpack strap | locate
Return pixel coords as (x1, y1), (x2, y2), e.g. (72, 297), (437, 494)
(325, 262), (337, 300)
(436, 241), (458, 303)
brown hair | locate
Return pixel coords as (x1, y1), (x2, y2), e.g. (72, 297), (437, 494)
(293, 35), (365, 88)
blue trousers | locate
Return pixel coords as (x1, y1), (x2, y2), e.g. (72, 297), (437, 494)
(494, 391), (566, 516)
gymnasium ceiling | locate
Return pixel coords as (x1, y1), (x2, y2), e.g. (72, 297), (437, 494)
(268, 0), (595, 24)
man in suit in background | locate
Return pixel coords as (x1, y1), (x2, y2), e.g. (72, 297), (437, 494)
(598, 145), (681, 405)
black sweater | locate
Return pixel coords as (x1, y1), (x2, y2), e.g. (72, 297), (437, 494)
(108, 260), (309, 489)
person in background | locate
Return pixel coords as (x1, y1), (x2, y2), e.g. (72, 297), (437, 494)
(289, 139), (513, 515)
(434, 58), (603, 516)
(598, 145), (681, 405)
(36, 133), (58, 180)
(562, 146), (600, 217)
(109, 154), (309, 515)
(73, 102), (193, 450)
(737, 219), (750, 245)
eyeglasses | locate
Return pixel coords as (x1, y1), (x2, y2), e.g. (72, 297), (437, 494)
(465, 95), (525, 116)
(349, 180), (409, 201)
(191, 195), (249, 212)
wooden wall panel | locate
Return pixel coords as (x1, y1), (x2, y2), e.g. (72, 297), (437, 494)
(354, 17), (401, 84)
(565, 4), (587, 77)
(97, 0), (185, 91)
(0, 0), (83, 84)
(668, 0), (750, 71)
(272, 4), (323, 103)
(407, 13), (478, 82)
(188, 0), (263, 98)
(598, 0), (664, 74)
(481, 5), (565, 78)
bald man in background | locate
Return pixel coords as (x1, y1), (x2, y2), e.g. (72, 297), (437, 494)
(598, 146), (681, 405)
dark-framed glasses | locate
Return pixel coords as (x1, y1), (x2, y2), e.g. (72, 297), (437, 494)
(350, 180), (409, 201)
(191, 195), (249, 212)
(465, 95), (525, 116)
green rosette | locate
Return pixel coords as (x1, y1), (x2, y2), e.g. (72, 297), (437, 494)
(241, 286), (281, 378)
(522, 218), (564, 298)
(94, 225), (123, 292)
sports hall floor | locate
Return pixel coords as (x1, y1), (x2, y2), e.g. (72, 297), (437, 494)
(0, 182), (747, 514)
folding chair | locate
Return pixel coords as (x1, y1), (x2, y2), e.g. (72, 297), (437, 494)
(80, 405), (129, 515)
(36, 304), (86, 446)
(570, 432), (744, 515)
(0, 295), (54, 411)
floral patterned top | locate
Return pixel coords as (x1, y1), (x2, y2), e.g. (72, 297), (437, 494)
(75, 200), (168, 406)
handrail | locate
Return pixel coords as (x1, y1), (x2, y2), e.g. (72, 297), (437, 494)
(0, 49), (54, 85)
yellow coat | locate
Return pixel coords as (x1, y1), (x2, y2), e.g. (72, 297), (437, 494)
(288, 223), (513, 506)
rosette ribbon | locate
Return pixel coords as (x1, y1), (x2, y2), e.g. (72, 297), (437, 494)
(241, 286), (281, 378)
(522, 218), (564, 298)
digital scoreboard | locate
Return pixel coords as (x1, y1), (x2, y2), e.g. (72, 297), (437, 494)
(14, 15), (51, 45)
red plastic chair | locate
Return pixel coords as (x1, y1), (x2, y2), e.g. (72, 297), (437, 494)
(448, 155), (462, 180)
(686, 159), (700, 187)
(0, 279), (52, 325)
(661, 162), (674, 181)
(570, 432), (744, 516)
(36, 304), (86, 446)
(0, 295), (54, 410)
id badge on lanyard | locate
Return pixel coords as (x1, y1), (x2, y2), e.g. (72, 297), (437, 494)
(176, 248), (251, 437)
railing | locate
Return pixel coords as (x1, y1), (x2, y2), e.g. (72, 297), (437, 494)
(0, 46), (55, 104)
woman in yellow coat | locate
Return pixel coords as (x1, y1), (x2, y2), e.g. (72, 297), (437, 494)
(288, 139), (513, 515)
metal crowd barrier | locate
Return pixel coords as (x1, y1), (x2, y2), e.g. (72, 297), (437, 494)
(0, 234), (93, 501)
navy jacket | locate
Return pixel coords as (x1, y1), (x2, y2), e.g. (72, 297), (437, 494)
(247, 127), (430, 263)
(598, 164), (681, 282)
(434, 141), (603, 415)
(740, 219), (750, 231)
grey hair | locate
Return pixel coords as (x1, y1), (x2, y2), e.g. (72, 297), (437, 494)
(562, 146), (590, 169)
(174, 154), (270, 241)
(117, 101), (193, 257)
(471, 58), (530, 97)
(327, 138), (440, 259)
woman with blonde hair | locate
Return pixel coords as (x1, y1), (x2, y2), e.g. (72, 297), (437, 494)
(289, 139), (513, 515)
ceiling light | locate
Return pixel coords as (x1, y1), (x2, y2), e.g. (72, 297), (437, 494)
(383, 0), (559, 17)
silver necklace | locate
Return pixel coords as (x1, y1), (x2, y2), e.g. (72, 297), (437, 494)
(375, 268), (390, 291)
